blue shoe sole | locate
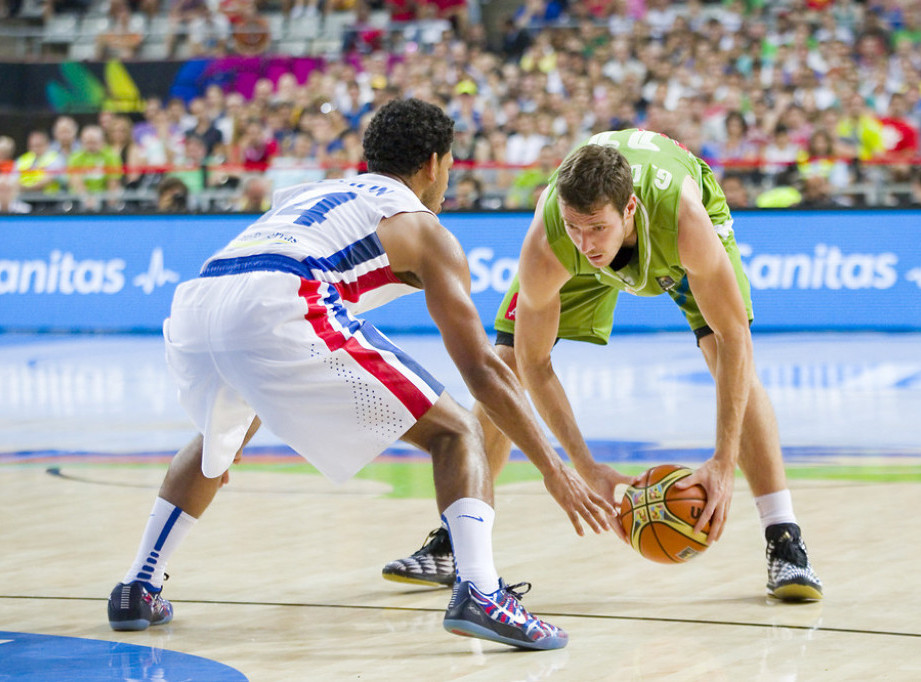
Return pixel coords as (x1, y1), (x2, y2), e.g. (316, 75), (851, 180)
(443, 618), (568, 650)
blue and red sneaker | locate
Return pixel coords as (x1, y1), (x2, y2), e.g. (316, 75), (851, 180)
(443, 579), (568, 650)
(108, 581), (174, 631)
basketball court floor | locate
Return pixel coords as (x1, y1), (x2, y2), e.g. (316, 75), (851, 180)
(2, 331), (920, 680)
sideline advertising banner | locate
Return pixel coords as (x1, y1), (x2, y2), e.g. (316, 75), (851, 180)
(1, 210), (920, 334)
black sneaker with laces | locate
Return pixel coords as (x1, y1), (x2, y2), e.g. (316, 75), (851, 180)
(765, 523), (823, 601)
(382, 527), (456, 587)
(108, 581), (174, 631)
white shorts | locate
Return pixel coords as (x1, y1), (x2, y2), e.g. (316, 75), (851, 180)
(164, 270), (444, 482)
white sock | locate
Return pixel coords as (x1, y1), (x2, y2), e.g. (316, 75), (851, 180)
(754, 489), (797, 534)
(442, 498), (500, 594)
(123, 497), (197, 591)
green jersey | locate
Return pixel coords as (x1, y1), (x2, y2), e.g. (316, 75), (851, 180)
(495, 129), (751, 344)
(543, 129), (733, 298)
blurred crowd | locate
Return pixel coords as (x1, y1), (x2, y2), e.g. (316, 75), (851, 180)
(2, 0), (921, 214)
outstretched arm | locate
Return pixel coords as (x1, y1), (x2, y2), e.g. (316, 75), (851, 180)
(513, 196), (633, 528)
(673, 175), (753, 542)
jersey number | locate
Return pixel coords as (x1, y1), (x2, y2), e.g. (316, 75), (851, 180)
(631, 164), (673, 190)
(286, 191), (357, 227)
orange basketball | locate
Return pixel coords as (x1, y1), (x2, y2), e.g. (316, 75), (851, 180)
(619, 464), (710, 564)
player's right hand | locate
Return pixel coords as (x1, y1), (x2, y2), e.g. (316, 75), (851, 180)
(543, 465), (616, 537)
(577, 463), (637, 543)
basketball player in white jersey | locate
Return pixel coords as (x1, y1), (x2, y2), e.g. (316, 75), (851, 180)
(107, 98), (614, 650)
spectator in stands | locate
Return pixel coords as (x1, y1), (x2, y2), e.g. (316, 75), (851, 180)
(248, 77), (275, 119)
(166, 132), (222, 209)
(447, 79), (482, 134)
(133, 98), (162, 145)
(212, 90), (243, 146)
(505, 144), (557, 209)
(837, 91), (885, 162)
(95, 0), (143, 61)
(451, 119), (476, 163)
(107, 114), (147, 189)
(231, 0), (271, 55)
(337, 127), (363, 170)
(721, 171), (750, 209)
(166, 97), (196, 133)
(229, 118), (278, 173)
(448, 172), (483, 210)
(878, 91), (920, 181)
(235, 175), (271, 212)
(798, 172), (844, 209)
(473, 127), (513, 191)
(514, 0), (565, 29)
(67, 125), (122, 211)
(2, 0), (920, 213)
(779, 103), (814, 150)
(187, 5), (232, 56)
(15, 130), (64, 197)
(0, 135), (15, 174)
(338, 81), (373, 131)
(0, 173), (31, 213)
(266, 100), (297, 154)
(166, 0), (210, 57)
(797, 127), (852, 195)
(761, 124), (802, 186)
(136, 104), (182, 175)
(157, 175), (189, 212)
(185, 97), (225, 158)
(702, 110), (761, 181)
(266, 131), (324, 190)
(505, 111), (548, 166)
(50, 116), (80, 160)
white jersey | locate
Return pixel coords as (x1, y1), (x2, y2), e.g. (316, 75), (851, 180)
(202, 173), (432, 314)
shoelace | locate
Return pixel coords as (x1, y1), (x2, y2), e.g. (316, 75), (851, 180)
(414, 528), (450, 555)
(769, 534), (807, 567)
(503, 581), (532, 600)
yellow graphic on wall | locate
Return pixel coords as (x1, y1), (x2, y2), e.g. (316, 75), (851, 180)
(46, 60), (143, 113)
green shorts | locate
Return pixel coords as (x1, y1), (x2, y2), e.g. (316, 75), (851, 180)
(494, 231), (753, 345)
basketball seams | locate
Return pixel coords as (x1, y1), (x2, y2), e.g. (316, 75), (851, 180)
(620, 463), (711, 563)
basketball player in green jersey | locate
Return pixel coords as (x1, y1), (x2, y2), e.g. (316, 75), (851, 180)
(383, 129), (823, 601)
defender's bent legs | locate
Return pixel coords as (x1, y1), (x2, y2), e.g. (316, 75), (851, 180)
(402, 392), (493, 511)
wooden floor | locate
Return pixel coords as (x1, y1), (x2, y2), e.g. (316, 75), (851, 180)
(2, 333), (921, 680)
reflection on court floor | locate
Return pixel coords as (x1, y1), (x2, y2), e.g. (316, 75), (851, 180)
(2, 332), (919, 463)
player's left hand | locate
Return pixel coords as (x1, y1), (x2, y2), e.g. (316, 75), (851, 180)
(674, 456), (735, 542)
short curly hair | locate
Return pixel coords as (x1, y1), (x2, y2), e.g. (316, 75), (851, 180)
(363, 98), (454, 176)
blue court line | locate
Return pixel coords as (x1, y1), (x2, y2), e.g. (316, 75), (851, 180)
(0, 630), (248, 681)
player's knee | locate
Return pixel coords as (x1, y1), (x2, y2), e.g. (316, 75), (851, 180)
(428, 407), (484, 462)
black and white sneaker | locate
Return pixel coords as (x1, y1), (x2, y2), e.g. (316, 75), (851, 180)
(382, 527), (456, 587)
(765, 523), (823, 601)
(108, 581), (174, 631)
